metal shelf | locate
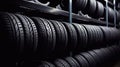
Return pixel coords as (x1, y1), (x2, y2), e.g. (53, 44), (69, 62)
(16, 0), (117, 27)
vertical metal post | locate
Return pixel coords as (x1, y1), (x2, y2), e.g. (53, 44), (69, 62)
(113, 0), (116, 27)
(69, 0), (72, 24)
(106, 0), (109, 27)
(69, 0), (72, 56)
(105, 0), (109, 47)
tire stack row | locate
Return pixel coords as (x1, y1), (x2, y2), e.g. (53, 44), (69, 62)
(0, 0), (119, 23)
(0, 12), (120, 67)
(60, 0), (120, 23)
(0, 0), (120, 23)
(0, 12), (120, 61)
(17, 45), (120, 67)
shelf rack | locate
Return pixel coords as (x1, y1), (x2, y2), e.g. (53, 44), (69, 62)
(16, 0), (119, 27)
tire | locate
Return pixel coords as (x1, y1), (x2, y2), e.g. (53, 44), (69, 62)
(40, 61), (55, 67)
(72, 23), (87, 51)
(24, 16), (38, 54)
(50, 20), (68, 57)
(54, 59), (70, 67)
(0, 12), (24, 62)
(74, 55), (89, 67)
(80, 52), (96, 67)
(15, 14), (36, 59)
(96, 1), (104, 18)
(31, 17), (53, 57)
(62, 22), (77, 53)
(64, 57), (80, 67)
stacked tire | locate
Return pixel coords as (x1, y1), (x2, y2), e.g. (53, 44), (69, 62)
(19, 45), (120, 67)
(0, 12), (120, 60)
(60, 0), (120, 23)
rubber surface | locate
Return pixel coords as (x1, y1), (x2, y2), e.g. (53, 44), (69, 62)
(65, 57), (80, 67)
(108, 7), (114, 22)
(62, 22), (77, 52)
(0, 13), (24, 62)
(54, 59), (65, 67)
(55, 59), (70, 67)
(88, 51), (101, 66)
(73, 23), (88, 51)
(93, 49), (106, 64)
(31, 17), (53, 57)
(96, 1), (104, 18)
(74, 55), (89, 67)
(16, 14), (37, 59)
(88, 0), (97, 17)
(83, 25), (95, 49)
(81, 52), (96, 67)
(50, 20), (68, 57)
(40, 61), (55, 67)
(44, 19), (56, 53)
(24, 15), (38, 54)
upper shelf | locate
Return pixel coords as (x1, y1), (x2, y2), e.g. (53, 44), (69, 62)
(16, 0), (118, 27)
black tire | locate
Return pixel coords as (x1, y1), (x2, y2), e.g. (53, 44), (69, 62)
(97, 26), (104, 47)
(62, 22), (77, 52)
(70, 57), (80, 67)
(88, 51), (101, 66)
(80, 24), (88, 50)
(55, 59), (70, 67)
(108, 46), (116, 58)
(82, 25), (95, 49)
(15, 14), (36, 59)
(92, 25), (103, 48)
(112, 45), (120, 58)
(0, 13), (24, 62)
(93, 26), (100, 47)
(64, 57), (80, 67)
(93, 49), (106, 65)
(116, 11), (120, 23)
(75, 0), (87, 10)
(54, 59), (65, 67)
(104, 48), (113, 61)
(40, 61), (55, 67)
(58, 21), (68, 53)
(39, 18), (53, 55)
(43, 19), (56, 53)
(39, 64), (49, 67)
(88, 0), (97, 17)
(24, 16), (38, 54)
(72, 23), (87, 51)
(31, 17), (53, 57)
(80, 52), (96, 67)
(74, 55), (89, 67)
(96, 1), (104, 18)
(60, 0), (78, 13)
(108, 7), (114, 23)
(90, 25), (98, 48)
(50, 20), (68, 57)
(99, 26), (110, 46)
(100, 48), (110, 63)
(83, 0), (88, 10)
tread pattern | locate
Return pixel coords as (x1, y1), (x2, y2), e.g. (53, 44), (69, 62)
(50, 20), (68, 57)
(73, 23), (88, 51)
(62, 22), (77, 52)
(15, 14), (35, 58)
(31, 17), (53, 57)
(0, 13), (24, 61)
